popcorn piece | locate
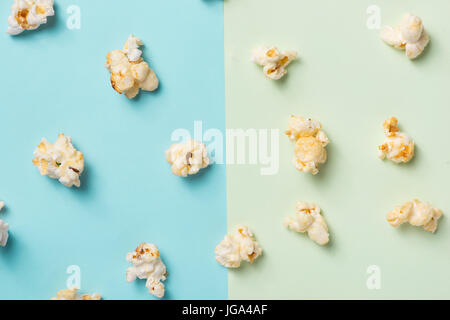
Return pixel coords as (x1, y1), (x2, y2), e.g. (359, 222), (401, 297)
(0, 220), (8, 247)
(51, 288), (101, 300)
(387, 199), (442, 233)
(378, 117), (414, 163)
(380, 13), (430, 59)
(105, 35), (159, 99)
(215, 225), (262, 268)
(166, 139), (210, 177)
(251, 46), (298, 80)
(32, 134), (84, 188)
(126, 243), (168, 299)
(284, 202), (330, 245)
(0, 201), (8, 247)
(6, 0), (54, 35)
(285, 115), (329, 175)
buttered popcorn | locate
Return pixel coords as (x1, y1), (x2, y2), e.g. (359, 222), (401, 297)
(215, 226), (262, 268)
(285, 115), (329, 175)
(6, 0), (54, 35)
(284, 202), (330, 246)
(126, 243), (168, 299)
(387, 199), (442, 233)
(32, 134), (84, 188)
(251, 46), (298, 80)
(51, 288), (101, 300)
(105, 35), (159, 99)
(380, 13), (430, 59)
(378, 117), (414, 163)
(0, 202), (8, 248)
(166, 139), (210, 177)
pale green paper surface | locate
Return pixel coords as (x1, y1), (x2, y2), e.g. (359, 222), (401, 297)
(225, 0), (450, 299)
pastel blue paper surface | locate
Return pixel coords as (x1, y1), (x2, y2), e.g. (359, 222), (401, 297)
(0, 0), (227, 299)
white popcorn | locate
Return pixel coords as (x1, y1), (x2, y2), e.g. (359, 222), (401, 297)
(6, 0), (54, 36)
(0, 202), (8, 248)
(0, 220), (8, 248)
(380, 13), (430, 59)
(251, 46), (298, 80)
(284, 202), (330, 246)
(166, 139), (210, 177)
(105, 35), (159, 99)
(378, 117), (414, 164)
(285, 115), (329, 175)
(32, 133), (84, 188)
(126, 243), (168, 299)
(387, 199), (442, 233)
(215, 225), (262, 268)
(51, 288), (101, 300)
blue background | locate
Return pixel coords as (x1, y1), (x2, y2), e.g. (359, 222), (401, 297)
(0, 0), (227, 299)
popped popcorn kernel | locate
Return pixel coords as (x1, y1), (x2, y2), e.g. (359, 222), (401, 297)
(380, 13), (430, 59)
(215, 225), (262, 268)
(378, 117), (414, 163)
(105, 35), (159, 99)
(285, 115), (329, 175)
(284, 201), (330, 245)
(32, 133), (84, 188)
(251, 46), (298, 80)
(51, 288), (101, 300)
(126, 243), (167, 299)
(0, 202), (8, 248)
(6, 0), (54, 35)
(387, 199), (442, 233)
(166, 139), (210, 177)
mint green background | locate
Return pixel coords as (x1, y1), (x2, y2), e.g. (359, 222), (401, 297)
(0, 0), (227, 299)
(225, 0), (450, 299)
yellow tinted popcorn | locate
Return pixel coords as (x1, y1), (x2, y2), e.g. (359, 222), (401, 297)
(6, 0), (54, 35)
(380, 13), (430, 59)
(285, 115), (329, 175)
(387, 199), (442, 233)
(51, 288), (101, 300)
(0, 202), (8, 248)
(32, 134), (84, 188)
(284, 202), (330, 246)
(251, 46), (298, 80)
(126, 243), (168, 299)
(378, 117), (414, 163)
(105, 35), (159, 99)
(215, 225), (262, 268)
(166, 139), (210, 177)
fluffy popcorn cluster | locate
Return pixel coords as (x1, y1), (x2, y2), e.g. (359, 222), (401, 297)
(380, 13), (430, 60)
(215, 225), (262, 268)
(378, 117), (414, 164)
(32, 134), (84, 188)
(126, 243), (168, 299)
(284, 202), (330, 246)
(285, 115), (329, 175)
(387, 199), (442, 233)
(0, 202), (8, 248)
(51, 288), (101, 300)
(105, 35), (159, 99)
(251, 46), (298, 80)
(166, 139), (210, 177)
(6, 0), (54, 36)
